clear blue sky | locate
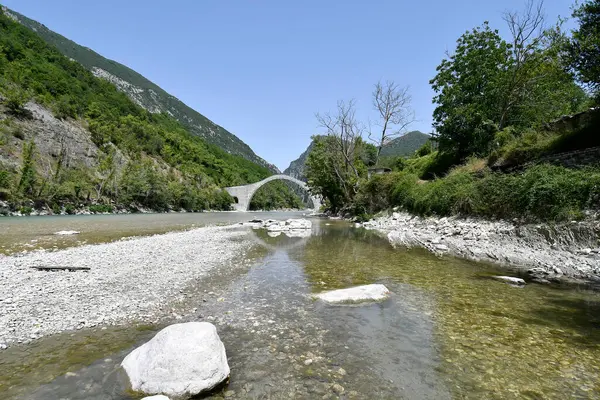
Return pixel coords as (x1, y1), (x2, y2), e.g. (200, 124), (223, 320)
(3, 0), (575, 170)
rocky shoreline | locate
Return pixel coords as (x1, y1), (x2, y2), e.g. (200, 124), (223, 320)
(360, 212), (600, 284)
(0, 225), (254, 349)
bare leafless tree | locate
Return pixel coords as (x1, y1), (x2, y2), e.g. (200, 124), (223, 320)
(499, 0), (546, 128)
(316, 99), (364, 197)
(369, 80), (415, 165)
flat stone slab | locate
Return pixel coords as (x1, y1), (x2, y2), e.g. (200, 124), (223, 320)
(314, 284), (390, 304)
(54, 230), (80, 235)
(491, 276), (526, 285)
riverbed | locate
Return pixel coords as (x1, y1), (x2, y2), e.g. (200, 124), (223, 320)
(1, 213), (599, 399)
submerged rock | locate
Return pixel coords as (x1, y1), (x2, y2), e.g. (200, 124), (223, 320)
(122, 322), (229, 399)
(491, 276), (526, 285)
(314, 284), (390, 304)
(54, 230), (80, 235)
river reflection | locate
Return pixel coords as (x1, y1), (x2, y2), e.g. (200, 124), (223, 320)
(2, 218), (599, 399)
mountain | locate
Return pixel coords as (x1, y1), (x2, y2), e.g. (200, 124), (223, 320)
(379, 131), (430, 158)
(283, 136), (322, 181)
(284, 131), (430, 181)
(1, 5), (277, 172)
(0, 8), (282, 214)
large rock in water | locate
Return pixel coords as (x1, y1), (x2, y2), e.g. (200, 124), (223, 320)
(491, 276), (526, 286)
(314, 284), (390, 304)
(263, 218), (312, 232)
(122, 322), (229, 399)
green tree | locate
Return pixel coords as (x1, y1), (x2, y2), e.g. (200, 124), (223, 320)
(306, 136), (348, 212)
(566, 0), (600, 98)
(3, 85), (31, 117)
(18, 141), (37, 196)
(430, 22), (510, 158)
(431, 12), (587, 161)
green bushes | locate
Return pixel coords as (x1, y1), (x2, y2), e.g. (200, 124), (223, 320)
(355, 164), (600, 221)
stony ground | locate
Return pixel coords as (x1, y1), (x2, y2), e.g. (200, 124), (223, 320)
(361, 212), (600, 283)
(0, 225), (253, 349)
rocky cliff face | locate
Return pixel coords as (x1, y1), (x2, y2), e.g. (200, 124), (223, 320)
(2, 6), (277, 173)
(283, 137), (320, 181)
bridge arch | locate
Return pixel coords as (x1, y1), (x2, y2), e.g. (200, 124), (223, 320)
(224, 174), (321, 212)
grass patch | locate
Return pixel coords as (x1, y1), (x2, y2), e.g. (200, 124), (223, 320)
(356, 164), (600, 221)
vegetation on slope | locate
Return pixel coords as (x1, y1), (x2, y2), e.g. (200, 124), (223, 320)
(306, 0), (600, 222)
(2, 5), (274, 171)
(0, 9), (293, 213)
(379, 131), (430, 158)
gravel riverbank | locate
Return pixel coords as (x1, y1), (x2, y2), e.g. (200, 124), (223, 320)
(0, 225), (253, 349)
(362, 212), (600, 283)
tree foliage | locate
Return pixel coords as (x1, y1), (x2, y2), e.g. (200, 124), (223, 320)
(566, 0), (600, 97)
(430, 8), (587, 160)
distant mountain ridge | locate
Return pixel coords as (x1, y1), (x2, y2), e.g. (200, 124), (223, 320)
(1, 6), (277, 172)
(379, 131), (430, 158)
(284, 131), (430, 181)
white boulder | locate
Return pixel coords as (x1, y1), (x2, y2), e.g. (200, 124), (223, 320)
(122, 322), (229, 399)
(491, 276), (526, 285)
(142, 396), (171, 400)
(263, 218), (312, 232)
(314, 284), (390, 304)
(54, 230), (80, 235)
(285, 218), (312, 230)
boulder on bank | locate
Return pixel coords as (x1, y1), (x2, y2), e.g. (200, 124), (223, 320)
(491, 276), (526, 286)
(314, 284), (390, 304)
(122, 322), (229, 399)
(262, 218), (312, 232)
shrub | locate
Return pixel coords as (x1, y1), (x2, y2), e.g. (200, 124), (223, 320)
(364, 162), (600, 222)
(3, 86), (31, 118)
(415, 141), (433, 157)
(51, 203), (61, 215)
(19, 205), (32, 215)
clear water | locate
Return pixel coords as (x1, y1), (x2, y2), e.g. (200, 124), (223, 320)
(0, 211), (308, 254)
(1, 217), (599, 399)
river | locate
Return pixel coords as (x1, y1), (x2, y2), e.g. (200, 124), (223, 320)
(1, 212), (599, 399)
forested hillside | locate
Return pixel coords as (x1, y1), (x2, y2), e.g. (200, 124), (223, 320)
(0, 9), (274, 214)
(0, 5), (276, 171)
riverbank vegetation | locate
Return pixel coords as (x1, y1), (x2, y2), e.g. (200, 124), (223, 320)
(0, 9), (298, 214)
(307, 0), (600, 222)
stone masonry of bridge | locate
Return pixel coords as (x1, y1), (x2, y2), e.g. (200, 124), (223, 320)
(224, 175), (322, 212)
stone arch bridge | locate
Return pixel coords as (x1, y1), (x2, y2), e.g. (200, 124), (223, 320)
(225, 174), (321, 212)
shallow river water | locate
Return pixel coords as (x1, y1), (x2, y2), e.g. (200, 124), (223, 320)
(1, 214), (599, 399)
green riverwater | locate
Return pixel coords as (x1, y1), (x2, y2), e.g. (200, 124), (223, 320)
(1, 216), (599, 399)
